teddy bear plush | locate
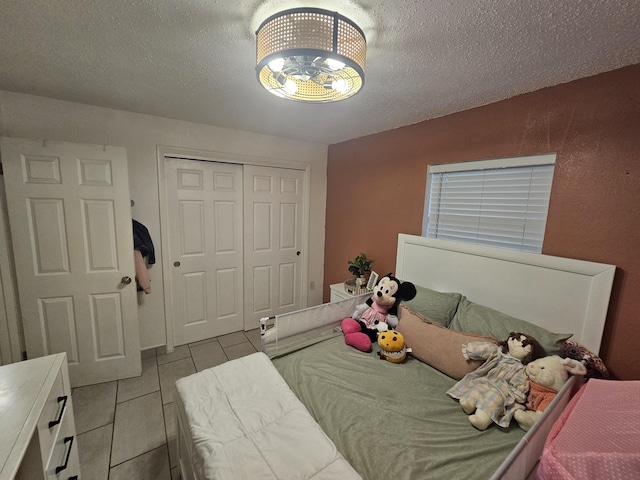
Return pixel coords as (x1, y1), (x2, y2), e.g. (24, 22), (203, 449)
(513, 355), (587, 431)
(341, 274), (416, 353)
(447, 332), (543, 430)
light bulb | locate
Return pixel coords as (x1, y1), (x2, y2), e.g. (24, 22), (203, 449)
(332, 79), (348, 93)
(284, 79), (297, 95)
(268, 57), (285, 72)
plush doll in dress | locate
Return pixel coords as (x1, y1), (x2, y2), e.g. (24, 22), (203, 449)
(341, 274), (416, 353)
(447, 332), (543, 430)
(514, 355), (587, 431)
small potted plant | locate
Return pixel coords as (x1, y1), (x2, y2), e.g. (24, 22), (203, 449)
(348, 253), (373, 287)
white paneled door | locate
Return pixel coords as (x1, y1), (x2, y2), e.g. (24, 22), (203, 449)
(243, 165), (304, 331)
(1, 138), (141, 386)
(165, 159), (244, 345)
(164, 159), (305, 345)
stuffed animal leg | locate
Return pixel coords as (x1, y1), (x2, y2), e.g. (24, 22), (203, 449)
(458, 395), (495, 430)
(469, 409), (493, 430)
(341, 318), (374, 352)
(513, 409), (542, 431)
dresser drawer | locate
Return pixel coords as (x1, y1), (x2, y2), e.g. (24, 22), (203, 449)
(45, 411), (80, 480)
(36, 367), (68, 466)
(1, 354), (79, 480)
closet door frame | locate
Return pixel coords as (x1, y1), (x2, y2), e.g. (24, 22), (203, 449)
(156, 146), (311, 353)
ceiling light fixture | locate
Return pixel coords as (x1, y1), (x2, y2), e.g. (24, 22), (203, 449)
(255, 7), (366, 103)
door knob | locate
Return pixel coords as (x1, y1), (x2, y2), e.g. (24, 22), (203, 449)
(121, 276), (132, 285)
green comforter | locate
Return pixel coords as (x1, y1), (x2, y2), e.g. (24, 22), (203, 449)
(272, 337), (524, 480)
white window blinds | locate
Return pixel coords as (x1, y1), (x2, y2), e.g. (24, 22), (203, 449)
(422, 154), (556, 253)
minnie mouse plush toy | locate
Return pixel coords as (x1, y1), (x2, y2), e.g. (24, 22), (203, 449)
(341, 274), (416, 352)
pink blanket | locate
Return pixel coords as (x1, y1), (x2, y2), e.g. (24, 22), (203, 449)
(538, 379), (640, 479)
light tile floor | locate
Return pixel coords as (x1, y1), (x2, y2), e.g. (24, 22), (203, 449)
(73, 329), (262, 479)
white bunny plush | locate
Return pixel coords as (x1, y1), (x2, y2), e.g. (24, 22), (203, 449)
(514, 355), (587, 431)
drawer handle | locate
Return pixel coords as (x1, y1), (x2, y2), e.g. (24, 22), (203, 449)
(48, 395), (68, 429)
(55, 436), (74, 474)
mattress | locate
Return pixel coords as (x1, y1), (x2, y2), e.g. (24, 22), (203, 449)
(272, 336), (526, 480)
(174, 352), (361, 480)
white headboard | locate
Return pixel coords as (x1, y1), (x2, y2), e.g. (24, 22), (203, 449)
(395, 234), (615, 354)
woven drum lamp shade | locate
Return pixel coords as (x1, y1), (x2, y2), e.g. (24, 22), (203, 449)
(256, 8), (366, 102)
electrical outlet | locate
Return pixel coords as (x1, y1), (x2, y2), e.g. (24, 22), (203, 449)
(310, 281), (315, 290)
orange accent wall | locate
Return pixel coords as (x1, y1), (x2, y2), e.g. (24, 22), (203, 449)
(325, 64), (640, 380)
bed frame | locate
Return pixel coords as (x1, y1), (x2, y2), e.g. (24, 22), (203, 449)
(176, 234), (615, 479)
(258, 234), (615, 479)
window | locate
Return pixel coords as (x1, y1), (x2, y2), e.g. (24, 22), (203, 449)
(422, 154), (556, 253)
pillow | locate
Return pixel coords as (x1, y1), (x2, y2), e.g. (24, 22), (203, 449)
(401, 285), (462, 327)
(397, 305), (498, 380)
(561, 339), (609, 379)
(449, 297), (572, 355)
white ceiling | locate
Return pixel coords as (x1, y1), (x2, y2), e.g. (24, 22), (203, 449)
(1, 0), (639, 145)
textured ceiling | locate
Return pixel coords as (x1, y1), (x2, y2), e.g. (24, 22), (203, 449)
(1, 0), (639, 145)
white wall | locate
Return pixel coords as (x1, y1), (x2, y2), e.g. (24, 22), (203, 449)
(0, 90), (328, 349)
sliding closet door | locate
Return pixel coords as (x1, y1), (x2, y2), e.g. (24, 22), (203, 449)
(164, 158), (305, 344)
(243, 165), (304, 330)
(165, 159), (244, 345)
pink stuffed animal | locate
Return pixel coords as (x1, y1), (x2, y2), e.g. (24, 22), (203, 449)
(341, 274), (416, 352)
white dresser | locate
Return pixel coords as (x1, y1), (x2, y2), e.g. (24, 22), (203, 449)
(0, 353), (80, 480)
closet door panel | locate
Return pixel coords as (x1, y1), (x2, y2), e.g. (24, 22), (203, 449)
(243, 165), (304, 330)
(166, 159), (243, 345)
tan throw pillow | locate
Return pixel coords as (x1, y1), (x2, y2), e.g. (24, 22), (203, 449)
(397, 305), (498, 380)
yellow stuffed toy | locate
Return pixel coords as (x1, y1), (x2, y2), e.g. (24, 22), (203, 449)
(377, 330), (407, 363)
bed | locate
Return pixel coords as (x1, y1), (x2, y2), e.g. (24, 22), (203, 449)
(174, 234), (616, 480)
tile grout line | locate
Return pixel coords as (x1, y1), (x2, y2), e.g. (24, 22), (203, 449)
(108, 391), (167, 469)
(114, 358), (160, 405)
(108, 356), (161, 476)
(76, 422), (113, 436)
(108, 444), (170, 471)
(107, 378), (119, 479)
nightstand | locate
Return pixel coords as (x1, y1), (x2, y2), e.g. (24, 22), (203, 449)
(330, 283), (353, 302)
